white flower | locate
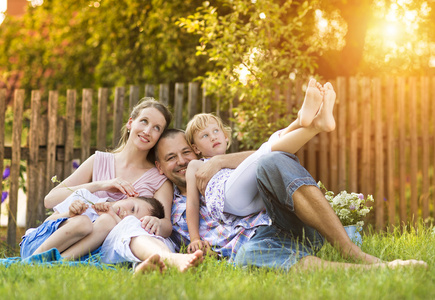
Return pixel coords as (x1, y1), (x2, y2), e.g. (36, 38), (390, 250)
(318, 181), (374, 227)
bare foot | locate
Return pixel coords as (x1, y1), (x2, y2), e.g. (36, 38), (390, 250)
(312, 82), (336, 132)
(133, 254), (167, 275)
(165, 250), (204, 272)
(298, 78), (324, 127)
(387, 259), (428, 269)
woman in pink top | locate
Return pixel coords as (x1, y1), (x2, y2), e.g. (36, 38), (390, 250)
(43, 98), (203, 272)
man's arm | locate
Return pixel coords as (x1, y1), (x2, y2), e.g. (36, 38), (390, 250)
(195, 151), (255, 195)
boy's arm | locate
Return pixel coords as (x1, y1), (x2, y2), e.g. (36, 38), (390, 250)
(93, 202), (122, 224)
(195, 151), (255, 195)
(186, 161), (210, 253)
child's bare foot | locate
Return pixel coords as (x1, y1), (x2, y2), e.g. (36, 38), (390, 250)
(133, 254), (167, 275)
(312, 82), (336, 132)
(298, 78), (324, 127)
(165, 250), (204, 272)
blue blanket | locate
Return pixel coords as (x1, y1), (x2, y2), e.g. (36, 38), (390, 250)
(0, 248), (117, 270)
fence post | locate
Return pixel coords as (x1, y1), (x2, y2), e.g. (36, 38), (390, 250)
(0, 89), (5, 218)
(46, 91), (58, 196)
(373, 78), (384, 230)
(64, 90), (77, 178)
(7, 89), (25, 248)
(386, 78), (396, 229)
(129, 85), (139, 113)
(337, 77), (347, 191)
(159, 83), (170, 107)
(113, 87), (124, 148)
(188, 82), (199, 120)
(145, 84), (155, 98)
(174, 83), (184, 129)
(421, 77), (430, 220)
(409, 77), (418, 226)
(26, 90), (41, 229)
(397, 77), (407, 225)
(97, 88), (109, 151)
(81, 89), (93, 163)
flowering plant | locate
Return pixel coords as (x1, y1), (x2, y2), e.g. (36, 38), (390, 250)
(318, 181), (374, 230)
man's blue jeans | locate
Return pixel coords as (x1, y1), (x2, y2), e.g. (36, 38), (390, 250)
(234, 152), (324, 270)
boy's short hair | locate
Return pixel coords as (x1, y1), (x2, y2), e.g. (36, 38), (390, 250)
(137, 196), (165, 219)
(185, 113), (232, 149)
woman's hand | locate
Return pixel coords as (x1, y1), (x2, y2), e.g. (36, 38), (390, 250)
(187, 239), (211, 254)
(101, 177), (138, 197)
(140, 216), (162, 236)
(69, 200), (88, 217)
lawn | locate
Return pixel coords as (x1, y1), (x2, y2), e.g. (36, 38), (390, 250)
(0, 224), (434, 300)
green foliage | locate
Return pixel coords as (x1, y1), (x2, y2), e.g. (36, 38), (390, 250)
(0, 0), (211, 95)
(179, 0), (325, 149)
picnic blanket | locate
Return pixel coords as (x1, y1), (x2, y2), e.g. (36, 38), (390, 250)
(0, 248), (117, 270)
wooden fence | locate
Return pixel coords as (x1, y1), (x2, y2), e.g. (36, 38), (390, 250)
(1, 77), (435, 248)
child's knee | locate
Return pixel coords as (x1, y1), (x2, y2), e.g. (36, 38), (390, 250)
(68, 215), (93, 237)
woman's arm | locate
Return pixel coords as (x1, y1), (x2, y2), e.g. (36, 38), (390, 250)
(141, 180), (174, 238)
(44, 154), (137, 209)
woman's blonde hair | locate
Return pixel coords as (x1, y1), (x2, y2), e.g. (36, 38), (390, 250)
(185, 113), (232, 149)
(112, 98), (172, 158)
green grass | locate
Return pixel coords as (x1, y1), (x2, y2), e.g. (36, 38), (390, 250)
(0, 224), (434, 300)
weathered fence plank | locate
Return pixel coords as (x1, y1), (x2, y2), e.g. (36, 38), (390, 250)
(397, 77), (407, 224)
(188, 82), (199, 121)
(348, 77), (358, 193)
(373, 78), (384, 230)
(81, 89), (93, 162)
(337, 77), (347, 192)
(129, 85), (140, 113)
(26, 90), (41, 228)
(7, 89), (24, 247)
(97, 88), (108, 151)
(409, 77), (418, 225)
(386, 78), (395, 228)
(361, 78), (371, 198)
(0, 89), (5, 217)
(174, 83), (184, 129)
(64, 90), (77, 178)
(46, 91), (58, 196)
(112, 87), (124, 148)
(159, 84), (170, 108)
(421, 77), (430, 220)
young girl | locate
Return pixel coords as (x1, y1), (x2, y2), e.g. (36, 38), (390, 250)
(21, 188), (165, 260)
(185, 79), (336, 252)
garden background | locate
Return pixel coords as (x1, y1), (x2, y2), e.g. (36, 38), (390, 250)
(0, 0), (435, 252)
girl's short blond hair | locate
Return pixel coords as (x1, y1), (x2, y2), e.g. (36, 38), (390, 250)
(185, 113), (232, 149)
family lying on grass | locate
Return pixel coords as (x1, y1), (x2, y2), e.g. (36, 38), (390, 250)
(20, 79), (427, 273)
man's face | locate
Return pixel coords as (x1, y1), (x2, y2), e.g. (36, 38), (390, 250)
(155, 133), (197, 189)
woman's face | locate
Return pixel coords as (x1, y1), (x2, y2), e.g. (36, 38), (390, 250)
(127, 107), (167, 151)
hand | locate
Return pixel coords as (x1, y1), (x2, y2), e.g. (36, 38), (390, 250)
(140, 216), (162, 236)
(187, 238), (211, 254)
(92, 202), (111, 215)
(102, 177), (138, 197)
(195, 159), (222, 195)
(69, 200), (88, 217)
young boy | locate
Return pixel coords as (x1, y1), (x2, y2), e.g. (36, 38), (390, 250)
(20, 188), (165, 260)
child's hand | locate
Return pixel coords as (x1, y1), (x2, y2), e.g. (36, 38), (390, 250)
(69, 200), (88, 217)
(140, 216), (162, 236)
(187, 239), (211, 254)
(93, 202), (111, 215)
(93, 203), (121, 224)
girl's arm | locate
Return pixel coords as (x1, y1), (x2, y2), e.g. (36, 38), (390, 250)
(186, 160), (210, 253)
(44, 154), (137, 209)
(141, 180), (174, 238)
(195, 151), (255, 195)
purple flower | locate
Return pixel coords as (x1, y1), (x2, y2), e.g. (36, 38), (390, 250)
(349, 204), (356, 211)
(358, 193), (364, 200)
(1, 191), (8, 203)
(2, 166), (10, 180)
(72, 161), (80, 169)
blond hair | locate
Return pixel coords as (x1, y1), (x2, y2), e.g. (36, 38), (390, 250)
(185, 113), (232, 150)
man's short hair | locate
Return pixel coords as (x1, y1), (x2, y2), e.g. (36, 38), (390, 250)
(137, 196), (165, 219)
(154, 128), (186, 162)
